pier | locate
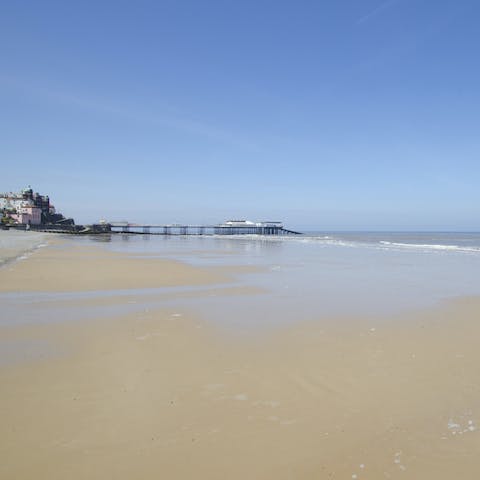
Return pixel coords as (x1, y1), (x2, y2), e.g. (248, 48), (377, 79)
(7, 218), (301, 236)
(109, 221), (301, 236)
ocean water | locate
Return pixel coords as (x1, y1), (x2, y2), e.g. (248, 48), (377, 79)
(301, 231), (480, 253)
(3, 231), (480, 330)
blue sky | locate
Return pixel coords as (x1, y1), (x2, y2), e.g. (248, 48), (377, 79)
(1, 0), (479, 229)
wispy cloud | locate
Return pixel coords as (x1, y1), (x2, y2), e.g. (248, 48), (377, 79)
(0, 74), (262, 152)
(357, 0), (400, 25)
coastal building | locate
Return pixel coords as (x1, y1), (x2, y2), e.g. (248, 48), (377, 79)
(1, 186), (73, 226)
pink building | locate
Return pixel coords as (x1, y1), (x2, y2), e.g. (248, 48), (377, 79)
(11, 205), (42, 225)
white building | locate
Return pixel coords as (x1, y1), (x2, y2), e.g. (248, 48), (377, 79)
(220, 220), (284, 228)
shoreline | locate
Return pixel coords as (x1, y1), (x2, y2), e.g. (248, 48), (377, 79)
(1, 239), (480, 478)
(0, 230), (52, 267)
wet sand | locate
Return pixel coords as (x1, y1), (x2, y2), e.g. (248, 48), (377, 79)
(1, 243), (480, 479)
(0, 244), (233, 292)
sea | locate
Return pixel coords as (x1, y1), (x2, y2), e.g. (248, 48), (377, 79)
(2, 231), (480, 331)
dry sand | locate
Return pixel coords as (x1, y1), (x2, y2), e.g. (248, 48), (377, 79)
(1, 243), (480, 479)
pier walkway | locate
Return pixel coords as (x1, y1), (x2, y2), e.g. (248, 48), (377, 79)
(109, 223), (301, 236)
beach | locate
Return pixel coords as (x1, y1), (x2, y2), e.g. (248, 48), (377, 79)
(1, 233), (480, 479)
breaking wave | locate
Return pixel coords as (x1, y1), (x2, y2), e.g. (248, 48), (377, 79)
(214, 233), (480, 255)
(378, 241), (480, 253)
